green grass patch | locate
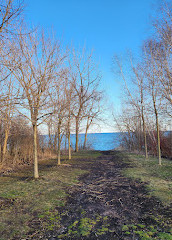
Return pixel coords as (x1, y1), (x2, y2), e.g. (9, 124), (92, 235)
(62, 150), (102, 161)
(120, 152), (172, 205)
(121, 223), (172, 240)
(0, 150), (101, 240)
(58, 214), (110, 239)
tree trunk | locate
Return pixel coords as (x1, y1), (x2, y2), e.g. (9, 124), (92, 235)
(75, 117), (79, 152)
(153, 95), (161, 165)
(141, 106), (148, 159)
(155, 112), (161, 165)
(83, 123), (89, 149)
(2, 128), (9, 164)
(65, 135), (67, 151)
(68, 130), (71, 160)
(0, 120), (2, 163)
(33, 123), (39, 178)
(48, 124), (52, 149)
(57, 123), (61, 165)
(0, 143), (3, 163)
(54, 131), (57, 152)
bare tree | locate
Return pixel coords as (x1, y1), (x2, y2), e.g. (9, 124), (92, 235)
(0, 0), (24, 37)
(9, 30), (64, 178)
(0, 0), (24, 105)
(113, 55), (149, 158)
(112, 1), (171, 161)
(69, 48), (101, 152)
(83, 93), (102, 149)
(153, 2), (172, 116)
(0, 77), (16, 163)
(64, 72), (75, 160)
(143, 40), (163, 165)
(50, 71), (69, 165)
(131, 63), (149, 159)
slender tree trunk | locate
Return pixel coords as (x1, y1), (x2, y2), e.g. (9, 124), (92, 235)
(54, 131), (57, 152)
(68, 130), (71, 160)
(0, 120), (2, 163)
(57, 123), (61, 165)
(0, 144), (3, 163)
(67, 107), (71, 160)
(75, 117), (79, 152)
(83, 130), (88, 149)
(48, 124), (52, 149)
(33, 123), (39, 178)
(141, 106), (148, 159)
(139, 118), (142, 152)
(153, 95), (162, 165)
(65, 135), (67, 151)
(2, 128), (9, 164)
(84, 120), (89, 149)
(155, 111), (161, 165)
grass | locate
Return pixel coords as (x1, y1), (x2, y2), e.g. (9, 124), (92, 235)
(1, 149), (171, 239)
(120, 152), (172, 205)
(62, 150), (102, 160)
(0, 151), (100, 240)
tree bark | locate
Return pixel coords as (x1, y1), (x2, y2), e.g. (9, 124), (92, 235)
(2, 128), (9, 164)
(33, 123), (39, 178)
(83, 131), (87, 149)
(83, 119), (90, 149)
(152, 94), (162, 165)
(141, 90), (148, 160)
(68, 130), (71, 160)
(65, 135), (67, 151)
(142, 106), (148, 159)
(57, 122), (61, 165)
(75, 117), (79, 152)
(155, 111), (161, 165)
(48, 124), (52, 150)
(54, 131), (57, 152)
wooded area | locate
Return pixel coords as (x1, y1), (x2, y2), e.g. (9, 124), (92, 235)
(113, 1), (172, 163)
(0, 0), (171, 180)
(0, 0), (103, 178)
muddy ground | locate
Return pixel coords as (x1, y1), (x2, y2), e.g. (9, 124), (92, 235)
(37, 151), (172, 240)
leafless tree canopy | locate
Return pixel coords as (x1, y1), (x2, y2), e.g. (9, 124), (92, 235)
(112, 1), (172, 162)
(0, 0), (24, 37)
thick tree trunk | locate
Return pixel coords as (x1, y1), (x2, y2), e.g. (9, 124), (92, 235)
(33, 123), (39, 178)
(75, 118), (79, 152)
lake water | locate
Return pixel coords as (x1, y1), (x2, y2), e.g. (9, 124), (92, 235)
(70, 133), (121, 150)
(44, 133), (122, 151)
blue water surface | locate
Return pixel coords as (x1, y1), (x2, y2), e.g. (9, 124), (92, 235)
(43, 133), (121, 151)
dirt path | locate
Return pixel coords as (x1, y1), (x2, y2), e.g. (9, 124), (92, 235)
(43, 151), (171, 239)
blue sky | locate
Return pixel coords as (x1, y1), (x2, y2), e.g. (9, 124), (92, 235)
(24, 0), (157, 132)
